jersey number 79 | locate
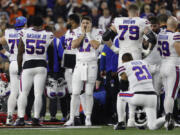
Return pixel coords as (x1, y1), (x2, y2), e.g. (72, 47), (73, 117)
(119, 25), (139, 40)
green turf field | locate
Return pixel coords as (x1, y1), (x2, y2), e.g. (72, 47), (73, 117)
(0, 126), (180, 135)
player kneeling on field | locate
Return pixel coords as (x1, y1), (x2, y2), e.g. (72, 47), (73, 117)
(114, 53), (166, 130)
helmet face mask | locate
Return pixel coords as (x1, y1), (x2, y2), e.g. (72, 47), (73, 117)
(134, 106), (147, 129)
(56, 78), (67, 98)
(46, 78), (57, 99)
(45, 77), (67, 99)
(0, 80), (10, 97)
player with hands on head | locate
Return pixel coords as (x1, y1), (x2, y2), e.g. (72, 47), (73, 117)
(64, 16), (103, 126)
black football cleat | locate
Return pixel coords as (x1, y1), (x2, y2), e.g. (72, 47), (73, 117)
(165, 113), (175, 130)
(114, 122), (126, 130)
(32, 118), (41, 126)
(74, 116), (82, 126)
(14, 118), (25, 126)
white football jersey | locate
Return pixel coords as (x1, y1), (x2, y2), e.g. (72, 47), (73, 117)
(64, 27), (80, 54)
(157, 30), (180, 65)
(4, 28), (22, 61)
(21, 27), (54, 62)
(74, 27), (103, 61)
(118, 60), (154, 92)
(112, 17), (150, 54)
(98, 16), (111, 32)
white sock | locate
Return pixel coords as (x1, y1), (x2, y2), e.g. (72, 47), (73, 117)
(128, 104), (135, 122)
(117, 95), (126, 122)
(75, 96), (80, 116)
(70, 94), (80, 121)
(7, 91), (18, 116)
(85, 94), (93, 117)
(33, 94), (42, 119)
(164, 96), (174, 114)
(17, 93), (27, 118)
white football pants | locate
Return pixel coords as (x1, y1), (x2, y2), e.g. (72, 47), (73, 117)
(7, 61), (19, 116)
(70, 61), (97, 121)
(18, 67), (47, 119)
(117, 91), (166, 130)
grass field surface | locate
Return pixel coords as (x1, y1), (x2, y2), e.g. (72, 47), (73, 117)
(0, 126), (180, 135)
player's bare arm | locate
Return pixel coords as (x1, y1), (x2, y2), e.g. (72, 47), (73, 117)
(120, 72), (128, 81)
(89, 40), (100, 49)
(0, 36), (7, 45)
(174, 41), (180, 56)
(85, 23), (101, 49)
(71, 21), (87, 49)
(71, 34), (85, 49)
(71, 24), (85, 49)
(0, 36), (10, 57)
(17, 37), (25, 75)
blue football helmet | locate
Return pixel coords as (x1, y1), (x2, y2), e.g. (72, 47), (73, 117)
(14, 16), (27, 27)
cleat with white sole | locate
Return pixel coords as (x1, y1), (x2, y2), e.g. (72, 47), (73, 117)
(64, 120), (74, 126)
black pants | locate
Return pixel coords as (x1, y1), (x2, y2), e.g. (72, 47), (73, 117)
(49, 94), (71, 118)
(104, 71), (119, 123)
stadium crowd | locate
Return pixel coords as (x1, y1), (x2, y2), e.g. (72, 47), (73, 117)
(0, 0), (180, 131)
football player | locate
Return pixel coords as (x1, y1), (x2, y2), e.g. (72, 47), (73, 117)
(143, 16), (164, 118)
(114, 53), (166, 130)
(158, 16), (180, 130)
(64, 16), (103, 126)
(63, 14), (80, 95)
(0, 16), (27, 125)
(102, 4), (157, 128)
(15, 16), (54, 126)
(62, 14), (86, 124)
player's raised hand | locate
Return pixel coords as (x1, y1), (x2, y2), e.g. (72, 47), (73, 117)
(81, 25), (86, 35)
